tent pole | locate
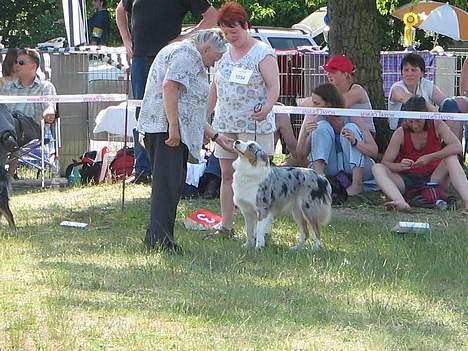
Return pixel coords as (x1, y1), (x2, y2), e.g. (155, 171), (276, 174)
(121, 68), (130, 211)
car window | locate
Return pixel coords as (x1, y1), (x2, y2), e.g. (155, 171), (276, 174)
(267, 37), (313, 50)
(312, 33), (326, 47)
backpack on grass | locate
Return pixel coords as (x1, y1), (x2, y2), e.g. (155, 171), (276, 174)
(65, 151), (101, 184)
(109, 147), (134, 180)
(405, 182), (448, 209)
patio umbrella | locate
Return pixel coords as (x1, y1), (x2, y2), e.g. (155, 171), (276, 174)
(62, 0), (88, 47)
(392, 1), (468, 41)
(419, 3), (468, 41)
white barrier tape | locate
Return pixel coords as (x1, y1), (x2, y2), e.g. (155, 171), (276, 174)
(0, 94), (129, 104)
(0, 94), (466, 121)
(273, 105), (468, 122)
(0, 47), (127, 55)
(127, 99), (142, 107)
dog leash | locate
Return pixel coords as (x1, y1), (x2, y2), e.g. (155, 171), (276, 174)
(253, 103), (263, 142)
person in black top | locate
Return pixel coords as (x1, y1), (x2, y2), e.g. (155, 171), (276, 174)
(88, 0), (110, 45)
(116, 0), (218, 184)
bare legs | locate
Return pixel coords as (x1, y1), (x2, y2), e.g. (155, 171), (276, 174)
(347, 166), (364, 196)
(431, 155), (468, 210)
(373, 155), (468, 211)
(219, 158), (235, 230)
(314, 159), (365, 196)
(372, 163), (410, 211)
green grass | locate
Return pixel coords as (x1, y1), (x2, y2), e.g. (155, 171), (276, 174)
(0, 183), (467, 350)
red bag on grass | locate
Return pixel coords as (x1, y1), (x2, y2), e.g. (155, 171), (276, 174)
(109, 147), (134, 180)
(405, 182), (448, 208)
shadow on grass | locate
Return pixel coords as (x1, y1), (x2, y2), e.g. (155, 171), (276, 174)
(2, 190), (466, 348)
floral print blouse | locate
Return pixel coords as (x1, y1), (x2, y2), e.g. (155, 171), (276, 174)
(212, 41), (276, 134)
(137, 40), (209, 162)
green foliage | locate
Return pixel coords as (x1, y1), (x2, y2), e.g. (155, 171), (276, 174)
(1, 0), (466, 49)
(189, 0), (327, 28)
(0, 0), (65, 47)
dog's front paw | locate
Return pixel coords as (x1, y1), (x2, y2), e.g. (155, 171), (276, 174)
(290, 244), (302, 251)
(255, 242), (266, 250)
(312, 240), (321, 252)
(242, 241), (255, 249)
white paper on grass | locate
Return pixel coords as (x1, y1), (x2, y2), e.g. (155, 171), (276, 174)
(60, 221), (88, 228)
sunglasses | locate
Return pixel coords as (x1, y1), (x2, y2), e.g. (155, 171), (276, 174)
(15, 60), (28, 66)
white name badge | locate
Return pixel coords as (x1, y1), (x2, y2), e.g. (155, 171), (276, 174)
(229, 67), (253, 84)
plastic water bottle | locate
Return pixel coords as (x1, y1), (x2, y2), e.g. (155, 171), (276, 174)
(435, 199), (447, 210)
(68, 166), (81, 187)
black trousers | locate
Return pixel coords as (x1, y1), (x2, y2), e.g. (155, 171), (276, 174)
(144, 132), (188, 246)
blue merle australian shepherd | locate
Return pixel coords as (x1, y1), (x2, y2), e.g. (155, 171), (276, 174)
(232, 140), (332, 251)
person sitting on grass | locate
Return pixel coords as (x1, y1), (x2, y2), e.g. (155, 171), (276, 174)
(387, 52), (462, 137)
(296, 83), (378, 195)
(372, 96), (468, 214)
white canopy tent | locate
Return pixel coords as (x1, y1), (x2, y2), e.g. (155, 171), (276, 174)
(62, 0), (88, 47)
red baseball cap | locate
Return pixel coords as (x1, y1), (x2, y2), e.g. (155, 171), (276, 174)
(322, 55), (354, 74)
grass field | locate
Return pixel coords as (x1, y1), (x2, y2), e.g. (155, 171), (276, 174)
(0, 183), (466, 350)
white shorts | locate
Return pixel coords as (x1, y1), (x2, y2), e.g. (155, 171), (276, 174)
(214, 132), (275, 160)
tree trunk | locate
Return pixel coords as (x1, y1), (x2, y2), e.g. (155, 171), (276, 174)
(328, 0), (391, 152)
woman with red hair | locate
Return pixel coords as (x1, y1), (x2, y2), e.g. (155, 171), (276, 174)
(207, 2), (280, 238)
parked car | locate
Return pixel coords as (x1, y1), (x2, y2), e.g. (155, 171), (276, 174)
(182, 25), (324, 51)
(248, 26), (322, 50)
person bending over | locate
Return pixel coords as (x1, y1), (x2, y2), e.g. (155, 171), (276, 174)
(137, 30), (232, 252)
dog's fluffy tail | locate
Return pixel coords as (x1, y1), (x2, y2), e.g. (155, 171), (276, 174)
(319, 177), (333, 226)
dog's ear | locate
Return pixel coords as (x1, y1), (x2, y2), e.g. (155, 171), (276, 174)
(255, 150), (269, 165)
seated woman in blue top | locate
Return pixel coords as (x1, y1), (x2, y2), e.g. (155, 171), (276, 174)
(296, 83), (378, 195)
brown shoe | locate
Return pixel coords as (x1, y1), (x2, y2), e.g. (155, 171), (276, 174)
(204, 226), (235, 240)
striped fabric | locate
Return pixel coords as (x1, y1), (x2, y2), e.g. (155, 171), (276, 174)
(62, 0), (88, 47)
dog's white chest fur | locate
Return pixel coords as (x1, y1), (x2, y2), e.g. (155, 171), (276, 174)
(232, 157), (270, 210)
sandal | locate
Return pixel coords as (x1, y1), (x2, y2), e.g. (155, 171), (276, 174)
(204, 226), (236, 240)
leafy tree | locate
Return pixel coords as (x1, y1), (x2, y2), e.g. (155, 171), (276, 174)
(326, 0), (466, 150)
(2, 1), (466, 49)
(328, 0), (390, 150)
(0, 0), (65, 48)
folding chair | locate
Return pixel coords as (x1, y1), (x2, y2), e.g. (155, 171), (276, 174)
(9, 118), (61, 188)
